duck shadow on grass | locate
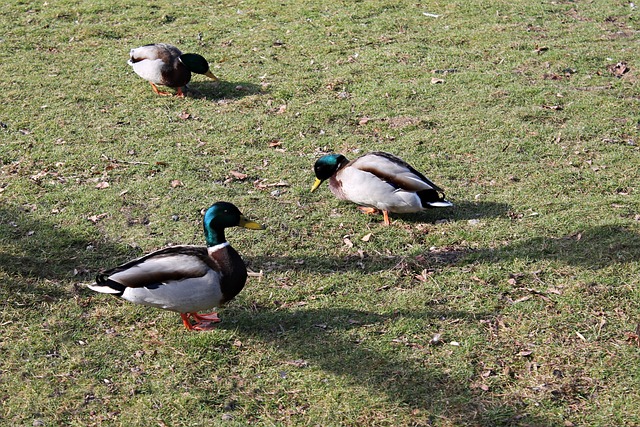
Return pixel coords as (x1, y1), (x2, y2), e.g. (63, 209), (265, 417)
(466, 224), (640, 269)
(247, 223), (640, 275)
(218, 306), (553, 426)
(398, 200), (511, 224)
(187, 80), (263, 100)
(0, 205), (139, 300)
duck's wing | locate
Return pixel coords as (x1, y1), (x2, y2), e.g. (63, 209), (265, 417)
(90, 246), (216, 295)
(350, 152), (444, 192)
(128, 44), (182, 64)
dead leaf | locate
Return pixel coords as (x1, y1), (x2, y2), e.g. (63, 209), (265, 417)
(285, 359), (308, 368)
(268, 139), (282, 147)
(518, 350), (533, 357)
(178, 111), (191, 120)
(533, 45), (549, 54)
(95, 182), (109, 189)
(30, 171), (48, 181)
(625, 324), (640, 347)
(543, 73), (563, 80)
(415, 269), (432, 283)
(542, 105), (563, 111)
(87, 213), (108, 223)
(170, 180), (183, 188)
(229, 170), (248, 180)
(507, 277), (517, 286)
(343, 237), (353, 248)
(358, 117), (371, 125)
(254, 180), (290, 189)
(430, 77), (444, 84)
(361, 233), (372, 242)
(276, 104), (287, 114)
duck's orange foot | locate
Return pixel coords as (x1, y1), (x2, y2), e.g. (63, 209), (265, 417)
(191, 312), (221, 323)
(357, 206), (391, 225)
(191, 321), (219, 331)
(357, 206), (380, 215)
(180, 312), (220, 331)
(382, 210), (391, 226)
(150, 83), (172, 96)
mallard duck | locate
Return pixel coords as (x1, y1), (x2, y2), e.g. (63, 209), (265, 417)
(127, 43), (218, 97)
(311, 151), (453, 225)
(88, 202), (264, 331)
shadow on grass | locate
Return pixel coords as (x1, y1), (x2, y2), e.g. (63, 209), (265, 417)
(448, 200), (512, 221)
(248, 224), (640, 275)
(0, 205), (139, 297)
(247, 249), (467, 276)
(466, 224), (640, 269)
(340, 201), (511, 226)
(188, 80), (263, 100)
(221, 306), (552, 426)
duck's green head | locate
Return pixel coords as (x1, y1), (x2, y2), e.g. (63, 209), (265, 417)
(311, 154), (348, 192)
(203, 202), (264, 246)
(179, 53), (218, 80)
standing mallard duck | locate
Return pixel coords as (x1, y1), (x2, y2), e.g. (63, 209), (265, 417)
(311, 151), (453, 226)
(127, 43), (218, 97)
(88, 202), (264, 331)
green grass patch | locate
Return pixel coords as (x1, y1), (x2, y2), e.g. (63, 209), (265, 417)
(1, 0), (639, 425)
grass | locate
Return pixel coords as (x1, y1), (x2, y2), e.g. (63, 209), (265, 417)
(1, 0), (639, 425)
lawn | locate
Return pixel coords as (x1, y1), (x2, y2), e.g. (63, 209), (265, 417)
(1, 0), (639, 425)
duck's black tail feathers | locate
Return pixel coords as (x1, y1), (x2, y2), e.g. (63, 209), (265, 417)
(418, 189), (453, 208)
(87, 274), (127, 296)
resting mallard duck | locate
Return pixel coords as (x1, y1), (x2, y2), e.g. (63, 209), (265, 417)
(88, 202), (264, 331)
(311, 151), (453, 225)
(127, 43), (218, 97)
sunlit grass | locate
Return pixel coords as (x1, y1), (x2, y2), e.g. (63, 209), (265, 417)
(1, 0), (639, 425)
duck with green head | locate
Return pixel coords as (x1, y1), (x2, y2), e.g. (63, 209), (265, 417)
(128, 43), (218, 97)
(311, 151), (453, 226)
(88, 202), (264, 331)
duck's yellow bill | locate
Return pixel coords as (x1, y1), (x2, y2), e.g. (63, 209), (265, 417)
(311, 178), (323, 193)
(239, 216), (265, 230)
(205, 70), (219, 81)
